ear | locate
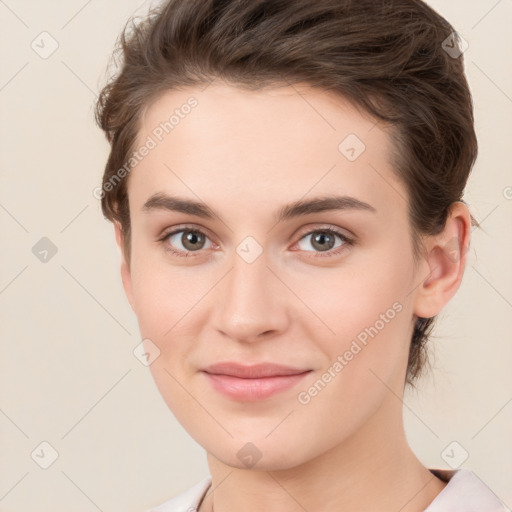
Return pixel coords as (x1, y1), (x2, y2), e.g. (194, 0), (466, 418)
(114, 221), (135, 311)
(413, 202), (471, 319)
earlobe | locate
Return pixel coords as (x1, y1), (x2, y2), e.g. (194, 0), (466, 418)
(113, 221), (135, 312)
(413, 202), (471, 319)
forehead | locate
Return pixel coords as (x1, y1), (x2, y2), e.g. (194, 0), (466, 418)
(128, 82), (407, 222)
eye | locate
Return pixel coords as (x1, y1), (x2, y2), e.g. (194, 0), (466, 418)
(159, 227), (215, 257)
(294, 227), (353, 258)
(158, 225), (354, 259)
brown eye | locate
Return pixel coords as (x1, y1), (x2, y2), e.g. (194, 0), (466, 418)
(295, 228), (353, 257)
(162, 228), (213, 256)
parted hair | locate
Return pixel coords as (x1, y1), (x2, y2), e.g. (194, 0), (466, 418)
(95, 0), (478, 386)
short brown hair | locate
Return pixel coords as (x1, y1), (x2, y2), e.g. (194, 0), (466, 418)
(95, 0), (478, 386)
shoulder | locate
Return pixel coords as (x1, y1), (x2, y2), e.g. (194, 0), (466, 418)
(425, 468), (508, 511)
(143, 476), (212, 512)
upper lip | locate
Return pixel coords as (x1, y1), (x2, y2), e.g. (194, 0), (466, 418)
(202, 362), (311, 379)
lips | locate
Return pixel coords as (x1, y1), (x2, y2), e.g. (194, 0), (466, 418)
(201, 362), (312, 400)
(202, 362), (311, 378)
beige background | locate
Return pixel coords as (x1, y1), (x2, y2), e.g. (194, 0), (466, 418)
(0, 0), (511, 510)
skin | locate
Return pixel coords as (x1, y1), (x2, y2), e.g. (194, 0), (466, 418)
(114, 81), (471, 511)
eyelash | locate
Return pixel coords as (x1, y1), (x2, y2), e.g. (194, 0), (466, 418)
(157, 225), (354, 259)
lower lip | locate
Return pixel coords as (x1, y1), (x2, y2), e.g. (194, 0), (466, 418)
(202, 371), (312, 401)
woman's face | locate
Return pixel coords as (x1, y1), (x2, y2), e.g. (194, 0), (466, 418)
(118, 82), (427, 469)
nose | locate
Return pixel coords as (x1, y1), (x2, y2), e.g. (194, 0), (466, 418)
(211, 249), (290, 343)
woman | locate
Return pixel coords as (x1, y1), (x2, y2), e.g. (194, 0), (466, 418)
(94, 0), (508, 510)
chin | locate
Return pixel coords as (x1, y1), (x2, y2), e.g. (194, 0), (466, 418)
(200, 428), (312, 469)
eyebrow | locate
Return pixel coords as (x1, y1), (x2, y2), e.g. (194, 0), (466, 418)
(142, 192), (376, 223)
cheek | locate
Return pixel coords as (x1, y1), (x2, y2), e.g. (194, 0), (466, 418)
(293, 277), (412, 443)
(128, 257), (214, 406)
(129, 250), (203, 337)
(292, 252), (412, 340)
(295, 252), (414, 387)
(130, 261), (204, 420)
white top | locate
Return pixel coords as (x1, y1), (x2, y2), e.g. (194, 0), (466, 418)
(145, 469), (509, 512)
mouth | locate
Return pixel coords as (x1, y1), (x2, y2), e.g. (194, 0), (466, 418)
(201, 362), (313, 401)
